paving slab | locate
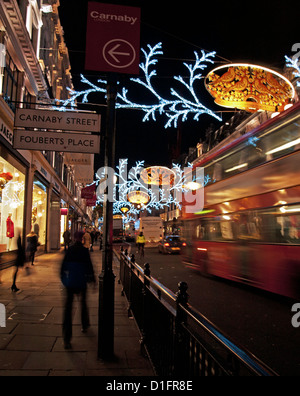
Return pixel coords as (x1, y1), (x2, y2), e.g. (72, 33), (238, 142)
(0, 247), (155, 376)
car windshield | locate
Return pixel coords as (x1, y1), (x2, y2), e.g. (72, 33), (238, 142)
(166, 237), (181, 242)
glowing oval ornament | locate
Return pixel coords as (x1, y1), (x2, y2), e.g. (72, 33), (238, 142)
(205, 63), (295, 113)
(127, 191), (150, 205)
(140, 166), (175, 186)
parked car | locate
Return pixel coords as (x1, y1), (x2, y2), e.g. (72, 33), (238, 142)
(158, 235), (186, 254)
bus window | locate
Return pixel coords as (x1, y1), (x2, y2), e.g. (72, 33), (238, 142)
(237, 213), (261, 241)
(277, 214), (300, 243)
(220, 221), (234, 240)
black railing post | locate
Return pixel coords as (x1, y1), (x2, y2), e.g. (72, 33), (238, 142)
(143, 262), (151, 287)
(174, 281), (189, 376)
(140, 262), (151, 356)
(126, 254), (135, 317)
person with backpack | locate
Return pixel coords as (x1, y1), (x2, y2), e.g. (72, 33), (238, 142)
(60, 230), (96, 349)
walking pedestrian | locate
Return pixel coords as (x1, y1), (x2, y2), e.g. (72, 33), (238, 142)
(136, 232), (146, 257)
(60, 230), (96, 349)
(82, 229), (92, 250)
(63, 228), (71, 251)
(11, 235), (25, 292)
(26, 229), (38, 266)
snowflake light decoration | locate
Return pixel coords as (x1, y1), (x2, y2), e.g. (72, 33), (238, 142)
(56, 43), (221, 128)
(96, 159), (212, 216)
(117, 43), (222, 127)
(285, 55), (300, 88)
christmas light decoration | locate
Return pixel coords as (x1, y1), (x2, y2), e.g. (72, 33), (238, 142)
(96, 159), (212, 217)
(2, 180), (25, 209)
(205, 63), (295, 113)
(117, 43), (221, 127)
(56, 43), (221, 127)
(140, 166), (175, 186)
(285, 55), (300, 87)
(0, 172), (13, 189)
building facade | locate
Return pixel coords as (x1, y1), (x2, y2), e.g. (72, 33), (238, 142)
(0, 0), (93, 266)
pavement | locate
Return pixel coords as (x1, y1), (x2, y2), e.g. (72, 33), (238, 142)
(0, 245), (155, 376)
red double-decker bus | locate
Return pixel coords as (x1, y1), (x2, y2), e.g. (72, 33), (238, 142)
(181, 102), (300, 300)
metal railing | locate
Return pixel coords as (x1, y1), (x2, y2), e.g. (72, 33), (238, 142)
(117, 248), (278, 376)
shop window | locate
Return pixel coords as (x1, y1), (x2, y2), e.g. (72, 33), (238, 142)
(0, 158), (25, 252)
(32, 179), (47, 246)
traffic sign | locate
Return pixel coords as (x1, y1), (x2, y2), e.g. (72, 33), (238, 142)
(85, 2), (141, 75)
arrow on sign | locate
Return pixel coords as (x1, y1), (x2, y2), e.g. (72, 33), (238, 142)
(103, 39), (136, 69)
(108, 44), (130, 64)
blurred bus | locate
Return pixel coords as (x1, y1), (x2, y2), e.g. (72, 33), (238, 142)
(181, 102), (300, 299)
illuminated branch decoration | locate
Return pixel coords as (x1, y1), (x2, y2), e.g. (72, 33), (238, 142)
(285, 55), (300, 87)
(117, 43), (221, 127)
(56, 43), (221, 127)
(96, 159), (212, 216)
(57, 75), (107, 109)
(116, 159), (181, 213)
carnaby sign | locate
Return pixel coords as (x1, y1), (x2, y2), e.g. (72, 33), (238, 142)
(90, 10), (138, 25)
(85, 2), (141, 74)
(14, 108), (101, 133)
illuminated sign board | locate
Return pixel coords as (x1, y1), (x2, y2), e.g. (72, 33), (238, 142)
(85, 2), (141, 74)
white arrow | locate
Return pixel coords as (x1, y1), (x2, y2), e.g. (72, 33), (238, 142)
(108, 44), (130, 64)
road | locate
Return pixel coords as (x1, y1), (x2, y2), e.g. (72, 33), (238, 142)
(120, 244), (300, 376)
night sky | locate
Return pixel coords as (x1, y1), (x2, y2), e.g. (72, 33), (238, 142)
(58, 0), (299, 171)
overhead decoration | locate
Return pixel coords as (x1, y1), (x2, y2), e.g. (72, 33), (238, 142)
(285, 55), (300, 88)
(56, 43), (222, 128)
(96, 159), (212, 217)
(127, 191), (150, 205)
(140, 166), (175, 186)
(205, 64), (295, 113)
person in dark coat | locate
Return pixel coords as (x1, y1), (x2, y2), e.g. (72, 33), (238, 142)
(63, 229), (71, 251)
(60, 230), (96, 349)
(26, 229), (38, 265)
(11, 235), (25, 292)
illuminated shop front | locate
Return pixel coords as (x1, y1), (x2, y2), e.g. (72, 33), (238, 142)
(32, 179), (47, 246)
(0, 148), (26, 252)
(60, 204), (68, 245)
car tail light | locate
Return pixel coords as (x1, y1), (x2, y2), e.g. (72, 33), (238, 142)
(164, 243), (170, 247)
(182, 242), (187, 247)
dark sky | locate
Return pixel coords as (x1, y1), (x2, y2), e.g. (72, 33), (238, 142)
(58, 0), (299, 170)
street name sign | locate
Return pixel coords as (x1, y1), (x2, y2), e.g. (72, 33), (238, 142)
(13, 130), (100, 154)
(85, 2), (141, 74)
(14, 108), (101, 133)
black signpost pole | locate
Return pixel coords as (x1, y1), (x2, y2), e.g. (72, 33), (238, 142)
(98, 74), (117, 359)
(85, 1), (140, 361)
